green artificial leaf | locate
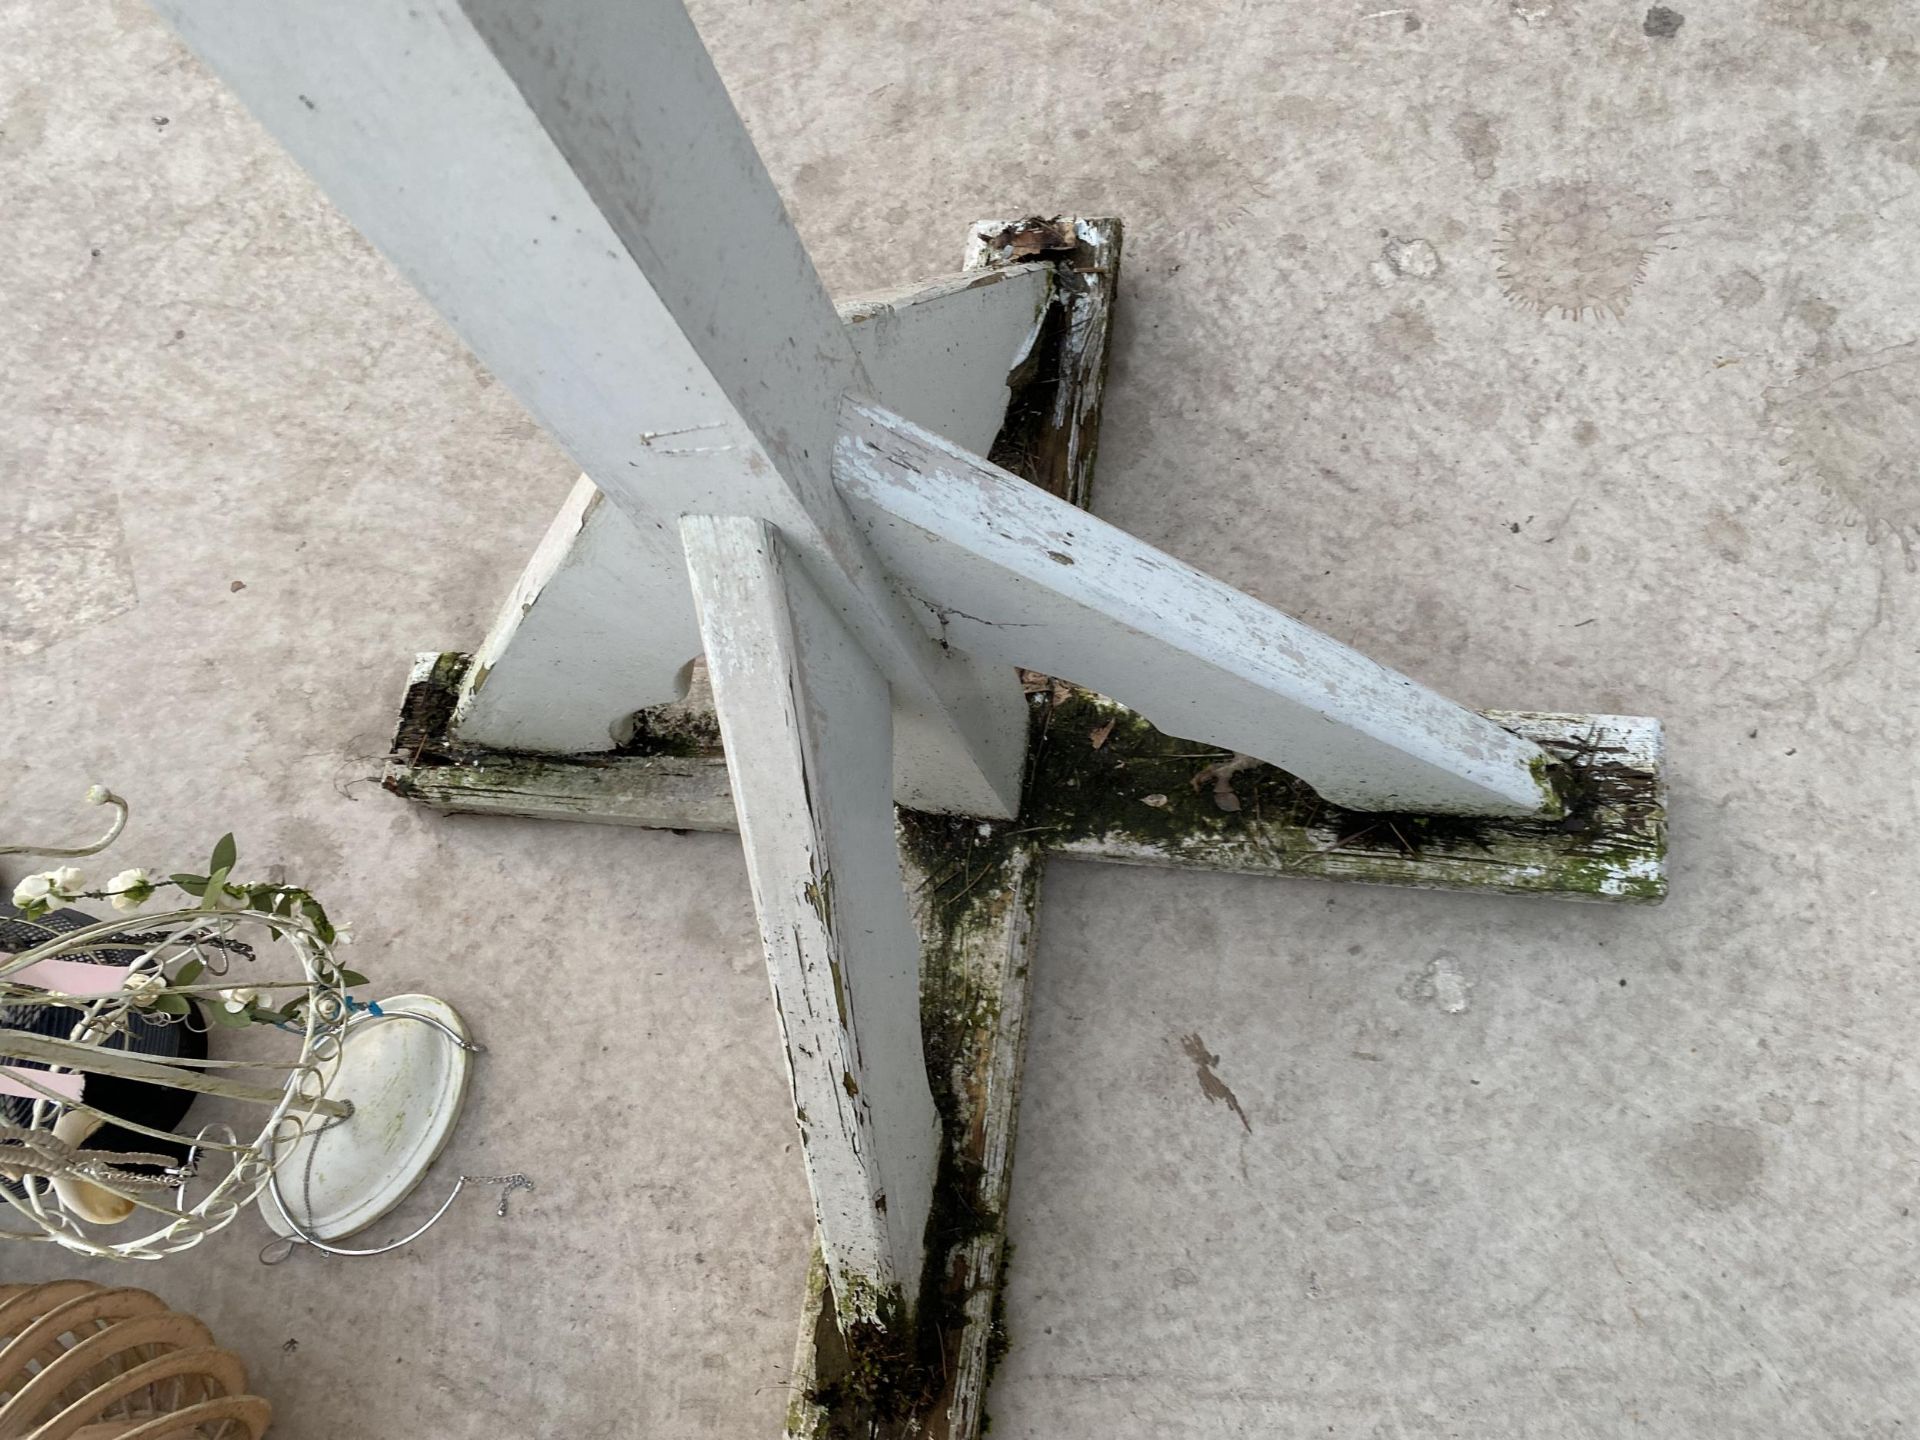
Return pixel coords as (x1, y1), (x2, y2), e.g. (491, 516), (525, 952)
(209, 833), (238, 876)
(172, 958), (204, 988)
(199, 866), (230, 910)
(336, 969), (369, 989)
(170, 874), (208, 897)
(298, 897), (336, 945)
(150, 993), (190, 1017)
(206, 998), (253, 1028)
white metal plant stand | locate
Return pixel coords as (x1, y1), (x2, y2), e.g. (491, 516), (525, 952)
(0, 794), (493, 1265)
(149, 1), (1666, 1434)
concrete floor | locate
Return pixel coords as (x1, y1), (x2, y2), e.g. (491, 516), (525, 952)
(4, 0), (1918, 1435)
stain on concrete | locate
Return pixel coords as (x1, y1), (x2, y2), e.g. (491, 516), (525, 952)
(1759, 1094), (1795, 1126)
(1404, 955), (1473, 1014)
(1451, 110), (1502, 182)
(1793, 296), (1839, 334)
(1495, 181), (1668, 321)
(1656, 1122), (1766, 1210)
(1, 484), (137, 659)
(1702, 506), (1752, 564)
(1179, 1032), (1251, 1132)
(1762, 0), (1891, 48)
(1106, 90), (1164, 136)
(1371, 236), (1441, 287)
(1643, 6), (1685, 38)
(1857, 106), (1920, 172)
(1765, 131), (1828, 195)
(1370, 306), (1437, 360)
(1763, 343), (1920, 565)
(0, 84), (50, 158)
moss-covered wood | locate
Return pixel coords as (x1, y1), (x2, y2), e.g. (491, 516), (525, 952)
(1024, 690), (1666, 903)
(392, 658), (1665, 904)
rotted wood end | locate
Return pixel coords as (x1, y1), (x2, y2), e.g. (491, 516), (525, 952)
(383, 651), (735, 831)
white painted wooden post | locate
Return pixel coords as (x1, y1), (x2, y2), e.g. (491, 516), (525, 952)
(151, 0), (1027, 818)
(453, 265), (1053, 755)
(681, 516), (939, 1325)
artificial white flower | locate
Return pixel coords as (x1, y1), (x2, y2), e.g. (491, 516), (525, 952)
(11, 867), (85, 910)
(106, 868), (155, 913)
(85, 784), (110, 806)
(219, 986), (258, 1013)
(121, 970), (168, 1007)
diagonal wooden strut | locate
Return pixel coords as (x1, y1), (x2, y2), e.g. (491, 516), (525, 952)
(833, 396), (1560, 817)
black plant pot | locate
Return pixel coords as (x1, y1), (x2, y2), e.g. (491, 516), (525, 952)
(0, 905), (207, 1181)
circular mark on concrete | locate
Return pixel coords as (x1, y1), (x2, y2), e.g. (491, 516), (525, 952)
(1764, 343), (1920, 566)
(1643, 6), (1685, 37)
(1495, 181), (1669, 321)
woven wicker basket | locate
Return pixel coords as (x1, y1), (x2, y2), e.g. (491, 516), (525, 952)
(0, 1281), (269, 1438)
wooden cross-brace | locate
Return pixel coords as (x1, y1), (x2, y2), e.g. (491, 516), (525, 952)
(150, 2), (1666, 1436)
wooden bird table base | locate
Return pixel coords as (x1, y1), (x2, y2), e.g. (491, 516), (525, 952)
(378, 220), (1663, 1438)
(130, 3), (1668, 1432)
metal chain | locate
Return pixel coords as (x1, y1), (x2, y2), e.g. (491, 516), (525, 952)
(462, 1172), (536, 1218)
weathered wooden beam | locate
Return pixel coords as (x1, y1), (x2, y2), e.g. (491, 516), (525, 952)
(385, 653), (736, 831)
(681, 515), (940, 1329)
(1028, 691), (1666, 902)
(152, 0), (1028, 817)
(786, 831), (1045, 1438)
(833, 397), (1563, 819)
(449, 264), (1054, 757)
(386, 661), (1665, 904)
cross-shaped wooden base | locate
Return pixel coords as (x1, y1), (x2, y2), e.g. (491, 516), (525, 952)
(137, 4), (1663, 1431)
(381, 221), (1663, 1438)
